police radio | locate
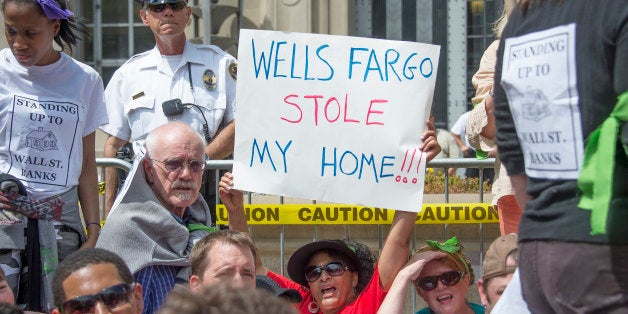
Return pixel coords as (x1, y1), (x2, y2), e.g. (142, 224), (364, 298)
(162, 98), (185, 117)
(162, 98), (211, 143)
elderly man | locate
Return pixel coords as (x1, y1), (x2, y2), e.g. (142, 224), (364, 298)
(51, 248), (143, 314)
(100, 0), (237, 216)
(97, 122), (214, 313)
(188, 230), (257, 292)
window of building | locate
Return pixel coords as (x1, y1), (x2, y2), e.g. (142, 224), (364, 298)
(73, 0), (154, 85)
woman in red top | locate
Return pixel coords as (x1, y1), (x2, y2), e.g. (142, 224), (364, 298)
(220, 122), (442, 314)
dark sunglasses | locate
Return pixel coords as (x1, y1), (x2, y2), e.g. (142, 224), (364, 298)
(304, 261), (350, 282)
(150, 158), (206, 173)
(416, 271), (464, 291)
(62, 283), (132, 314)
(148, 2), (187, 13)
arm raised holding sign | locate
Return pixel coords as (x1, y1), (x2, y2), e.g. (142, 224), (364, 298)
(220, 122), (440, 314)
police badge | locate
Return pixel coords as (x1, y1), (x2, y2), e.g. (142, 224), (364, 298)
(203, 69), (217, 90)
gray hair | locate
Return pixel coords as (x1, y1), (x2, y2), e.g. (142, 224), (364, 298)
(144, 122), (206, 158)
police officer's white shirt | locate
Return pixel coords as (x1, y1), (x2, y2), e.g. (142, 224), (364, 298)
(100, 40), (237, 155)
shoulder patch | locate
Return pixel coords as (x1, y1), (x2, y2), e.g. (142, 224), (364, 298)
(121, 50), (151, 66)
(197, 44), (229, 57)
(228, 62), (237, 81)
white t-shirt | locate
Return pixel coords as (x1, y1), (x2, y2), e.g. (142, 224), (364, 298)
(450, 111), (473, 149)
(0, 49), (107, 199)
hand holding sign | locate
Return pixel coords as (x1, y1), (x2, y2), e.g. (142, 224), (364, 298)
(233, 29), (440, 212)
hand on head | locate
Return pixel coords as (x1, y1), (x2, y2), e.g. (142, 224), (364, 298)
(402, 250), (448, 282)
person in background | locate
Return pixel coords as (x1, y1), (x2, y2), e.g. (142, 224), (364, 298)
(450, 111), (473, 161)
(188, 229), (257, 291)
(0, 0), (105, 310)
(477, 233), (518, 313)
(101, 0), (237, 217)
(378, 237), (483, 314)
(431, 114), (462, 176)
(466, 0), (521, 235)
(494, 0), (628, 312)
(450, 111), (480, 178)
(50, 248), (143, 314)
(96, 122), (213, 313)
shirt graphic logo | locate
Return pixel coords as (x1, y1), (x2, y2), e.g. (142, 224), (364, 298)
(26, 127), (59, 151)
(521, 87), (551, 122)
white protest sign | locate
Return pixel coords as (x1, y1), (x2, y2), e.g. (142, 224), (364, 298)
(501, 24), (583, 179)
(233, 29), (440, 212)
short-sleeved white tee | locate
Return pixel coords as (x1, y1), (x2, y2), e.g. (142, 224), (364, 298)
(451, 111), (473, 149)
(0, 49), (107, 199)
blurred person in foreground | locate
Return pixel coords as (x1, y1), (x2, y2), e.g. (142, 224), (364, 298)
(378, 237), (483, 314)
(159, 283), (297, 314)
(494, 0), (628, 312)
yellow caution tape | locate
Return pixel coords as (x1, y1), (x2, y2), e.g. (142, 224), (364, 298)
(215, 203), (498, 225)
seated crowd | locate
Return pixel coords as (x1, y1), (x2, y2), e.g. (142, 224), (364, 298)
(1, 122), (519, 314)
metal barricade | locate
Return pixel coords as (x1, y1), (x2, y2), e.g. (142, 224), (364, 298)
(96, 156), (497, 261)
(96, 157), (498, 312)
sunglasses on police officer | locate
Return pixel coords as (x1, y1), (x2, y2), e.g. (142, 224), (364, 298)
(61, 283), (133, 314)
(148, 2), (187, 13)
(415, 271), (464, 291)
(304, 261), (350, 282)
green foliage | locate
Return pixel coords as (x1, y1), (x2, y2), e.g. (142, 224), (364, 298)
(424, 171), (491, 194)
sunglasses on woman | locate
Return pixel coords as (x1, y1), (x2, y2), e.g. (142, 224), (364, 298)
(148, 2), (187, 13)
(416, 270), (464, 291)
(304, 261), (350, 282)
(62, 283), (133, 314)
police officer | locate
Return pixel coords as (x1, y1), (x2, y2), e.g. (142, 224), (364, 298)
(101, 0), (237, 217)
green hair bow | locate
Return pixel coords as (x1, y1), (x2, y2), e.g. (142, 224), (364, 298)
(426, 236), (462, 254)
(426, 237), (470, 275)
